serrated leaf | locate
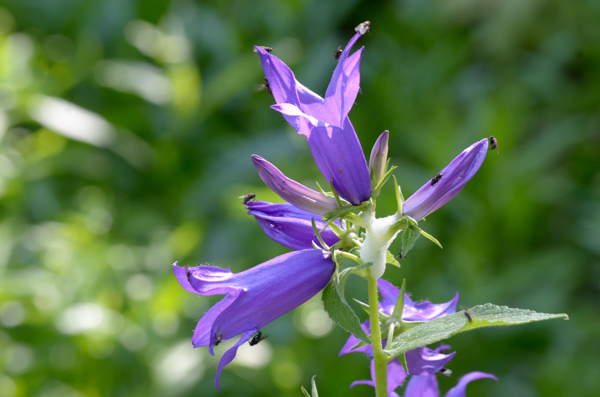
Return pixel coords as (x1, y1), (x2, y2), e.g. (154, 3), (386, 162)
(322, 269), (370, 344)
(384, 304), (568, 357)
(386, 250), (401, 268)
(400, 226), (420, 258)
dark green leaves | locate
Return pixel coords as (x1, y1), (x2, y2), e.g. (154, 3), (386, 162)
(384, 304), (568, 357)
(322, 268), (370, 344)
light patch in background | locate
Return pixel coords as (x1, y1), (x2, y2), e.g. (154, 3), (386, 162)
(27, 95), (117, 147)
(36, 380), (84, 397)
(234, 340), (272, 369)
(98, 309), (124, 335)
(32, 283), (63, 313)
(0, 374), (16, 397)
(43, 241), (72, 272)
(95, 60), (172, 105)
(4, 343), (34, 374)
(124, 18), (191, 64)
(294, 294), (333, 338)
(119, 324), (147, 351)
(0, 110), (7, 140)
(55, 303), (103, 335)
(125, 273), (154, 301)
(0, 301), (25, 328)
(272, 361), (302, 389)
(153, 340), (204, 393)
(153, 311), (180, 337)
(107, 244), (137, 271)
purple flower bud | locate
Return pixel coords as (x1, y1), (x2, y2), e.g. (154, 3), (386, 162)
(402, 138), (489, 221)
(255, 31), (372, 205)
(252, 155), (339, 215)
(246, 201), (341, 250)
(173, 249), (335, 389)
(369, 130), (390, 194)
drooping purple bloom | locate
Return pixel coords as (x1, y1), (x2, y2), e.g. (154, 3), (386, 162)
(252, 155), (338, 216)
(255, 29), (371, 205)
(246, 201), (341, 250)
(405, 371), (497, 397)
(402, 138), (490, 221)
(173, 249), (335, 389)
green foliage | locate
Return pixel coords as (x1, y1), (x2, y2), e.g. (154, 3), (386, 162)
(322, 268), (370, 344)
(385, 304), (568, 357)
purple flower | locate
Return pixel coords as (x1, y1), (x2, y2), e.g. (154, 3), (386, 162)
(346, 345), (457, 397)
(340, 280), (460, 395)
(255, 30), (371, 205)
(246, 201), (340, 250)
(405, 371), (497, 397)
(173, 249), (335, 389)
(252, 155), (338, 216)
(402, 138), (490, 221)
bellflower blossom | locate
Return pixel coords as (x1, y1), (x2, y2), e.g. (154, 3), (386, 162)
(173, 249), (335, 389)
(246, 201), (340, 250)
(255, 28), (372, 205)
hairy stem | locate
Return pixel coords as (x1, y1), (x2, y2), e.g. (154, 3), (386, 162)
(368, 276), (387, 397)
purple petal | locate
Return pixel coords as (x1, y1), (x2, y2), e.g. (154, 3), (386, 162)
(305, 120), (371, 205)
(194, 249), (334, 345)
(377, 279), (401, 313)
(215, 329), (256, 390)
(444, 372), (497, 397)
(324, 32), (364, 125)
(339, 320), (371, 356)
(246, 201), (340, 250)
(252, 155), (338, 215)
(192, 291), (240, 350)
(403, 292), (459, 322)
(402, 138), (489, 221)
(405, 374), (440, 397)
(388, 357), (409, 391)
(406, 347), (456, 376)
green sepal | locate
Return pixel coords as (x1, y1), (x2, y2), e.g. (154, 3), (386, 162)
(400, 225), (420, 258)
(413, 225), (442, 249)
(384, 304), (568, 358)
(386, 250), (401, 268)
(322, 265), (371, 344)
(353, 298), (390, 324)
(301, 375), (319, 397)
(393, 175), (403, 214)
(372, 165), (398, 198)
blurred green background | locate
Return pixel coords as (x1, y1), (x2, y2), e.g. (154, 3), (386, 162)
(0, 0), (599, 396)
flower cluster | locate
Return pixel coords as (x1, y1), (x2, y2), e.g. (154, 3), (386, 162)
(172, 22), (495, 394)
(341, 280), (497, 396)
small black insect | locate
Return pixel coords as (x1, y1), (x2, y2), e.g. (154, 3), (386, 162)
(249, 330), (268, 346)
(431, 173), (443, 186)
(256, 78), (272, 95)
(489, 136), (499, 154)
(253, 46), (273, 53)
(464, 308), (474, 323)
(214, 333), (223, 346)
(355, 21), (371, 35)
(439, 367), (452, 377)
(239, 193), (256, 205)
(185, 267), (191, 283)
(334, 46), (343, 60)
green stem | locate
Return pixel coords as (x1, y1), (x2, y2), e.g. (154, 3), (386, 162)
(368, 276), (388, 397)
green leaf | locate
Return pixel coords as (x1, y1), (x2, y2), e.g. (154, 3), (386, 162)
(322, 268), (370, 344)
(384, 304), (568, 357)
(400, 225), (420, 258)
(301, 376), (319, 397)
